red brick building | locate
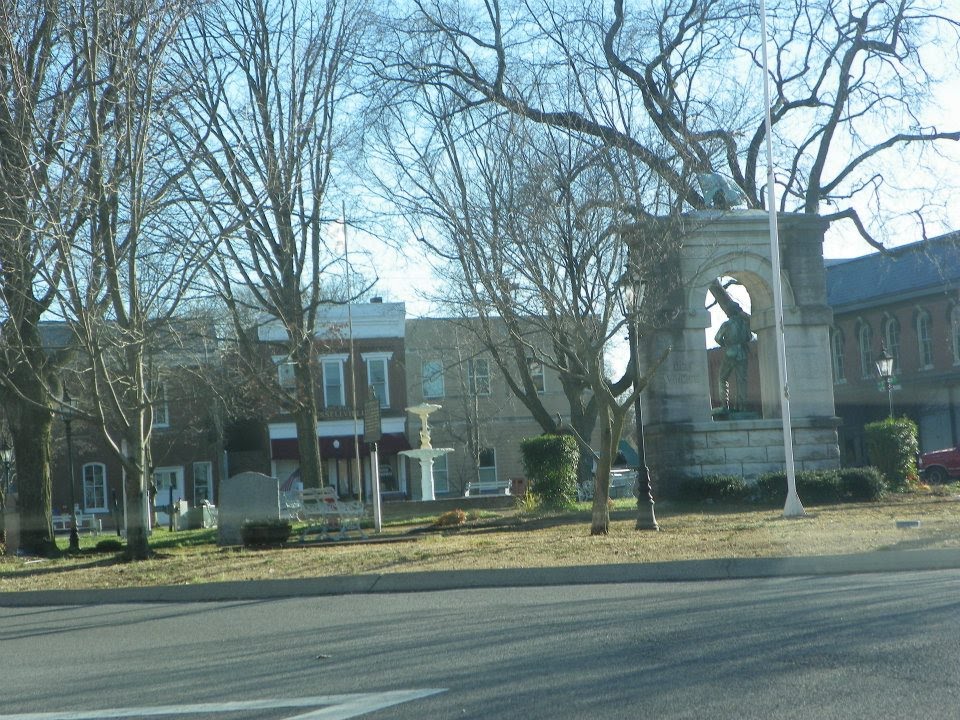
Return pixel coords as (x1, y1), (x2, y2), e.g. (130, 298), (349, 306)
(827, 232), (960, 462)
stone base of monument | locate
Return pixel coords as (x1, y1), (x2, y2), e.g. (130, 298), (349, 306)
(646, 416), (841, 495)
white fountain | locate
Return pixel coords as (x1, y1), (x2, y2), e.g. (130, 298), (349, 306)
(399, 403), (453, 501)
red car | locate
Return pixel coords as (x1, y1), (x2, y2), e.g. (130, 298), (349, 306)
(918, 445), (960, 484)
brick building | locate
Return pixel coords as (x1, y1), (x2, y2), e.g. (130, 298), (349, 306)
(827, 232), (960, 462)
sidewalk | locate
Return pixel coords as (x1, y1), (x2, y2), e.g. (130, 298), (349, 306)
(1, 547), (959, 607)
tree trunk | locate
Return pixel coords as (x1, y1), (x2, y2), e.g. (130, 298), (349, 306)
(123, 439), (151, 560)
(293, 352), (323, 490)
(590, 409), (614, 535)
(5, 349), (56, 555)
(11, 405), (55, 555)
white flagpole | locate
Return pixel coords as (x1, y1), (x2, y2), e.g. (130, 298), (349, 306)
(759, 0), (804, 517)
(343, 205), (363, 503)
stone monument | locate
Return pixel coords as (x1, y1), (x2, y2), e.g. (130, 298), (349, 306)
(634, 210), (840, 490)
(217, 471), (281, 545)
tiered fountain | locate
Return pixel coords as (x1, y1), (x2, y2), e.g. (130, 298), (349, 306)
(399, 403), (453, 501)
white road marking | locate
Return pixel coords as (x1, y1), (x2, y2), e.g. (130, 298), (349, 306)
(0, 689), (447, 720)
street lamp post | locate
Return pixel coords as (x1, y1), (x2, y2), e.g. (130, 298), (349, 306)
(875, 347), (895, 418)
(62, 390), (81, 552)
(621, 263), (659, 532)
(0, 439), (11, 542)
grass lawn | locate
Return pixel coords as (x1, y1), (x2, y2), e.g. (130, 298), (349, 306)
(1, 486), (959, 594)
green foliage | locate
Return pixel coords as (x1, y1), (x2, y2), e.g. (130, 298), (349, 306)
(515, 491), (542, 515)
(864, 417), (919, 491)
(754, 470), (841, 506)
(677, 474), (749, 503)
(838, 467), (887, 502)
(520, 434), (579, 509)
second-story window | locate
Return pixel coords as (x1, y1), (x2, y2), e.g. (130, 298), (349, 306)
(468, 357), (491, 396)
(883, 316), (901, 374)
(858, 322), (873, 378)
(527, 357), (546, 393)
(273, 355), (295, 389)
(362, 352), (393, 408)
(321, 355), (347, 407)
(422, 360), (445, 398)
(152, 382), (169, 428)
(831, 328), (845, 384)
(916, 309), (934, 369)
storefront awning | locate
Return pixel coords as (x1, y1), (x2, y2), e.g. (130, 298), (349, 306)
(271, 432), (411, 461)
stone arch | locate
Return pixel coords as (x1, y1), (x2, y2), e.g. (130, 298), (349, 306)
(635, 210), (840, 490)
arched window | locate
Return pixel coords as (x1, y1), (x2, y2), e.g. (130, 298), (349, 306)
(916, 309), (934, 369)
(858, 322), (873, 378)
(951, 305), (960, 365)
(831, 328), (846, 384)
(82, 463), (108, 512)
(882, 316), (901, 374)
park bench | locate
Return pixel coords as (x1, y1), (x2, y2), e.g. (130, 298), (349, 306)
(463, 480), (511, 497)
(52, 512), (102, 535)
(297, 486), (367, 541)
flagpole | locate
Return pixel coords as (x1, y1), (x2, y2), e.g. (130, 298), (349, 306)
(343, 205), (363, 503)
(759, 0), (804, 517)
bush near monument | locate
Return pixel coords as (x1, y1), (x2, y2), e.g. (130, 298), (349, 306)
(520, 435), (579, 509)
(677, 474), (749, 503)
(865, 418), (919, 491)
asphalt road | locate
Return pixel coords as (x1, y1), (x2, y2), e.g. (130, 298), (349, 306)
(2, 569), (959, 719)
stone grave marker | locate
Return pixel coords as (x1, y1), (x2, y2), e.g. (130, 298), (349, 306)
(217, 472), (280, 545)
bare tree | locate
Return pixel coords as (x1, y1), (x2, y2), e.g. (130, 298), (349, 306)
(381, 0), (960, 243)
(0, 0), (94, 554)
(370, 90), (674, 532)
(168, 0), (369, 489)
(49, 0), (195, 560)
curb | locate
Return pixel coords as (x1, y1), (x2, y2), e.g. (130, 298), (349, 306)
(1, 548), (959, 607)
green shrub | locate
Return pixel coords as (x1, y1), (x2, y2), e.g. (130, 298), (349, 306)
(838, 466), (887, 502)
(520, 434), (579, 509)
(864, 417), (919, 491)
(753, 470), (841, 505)
(677, 474), (749, 503)
(515, 491), (542, 515)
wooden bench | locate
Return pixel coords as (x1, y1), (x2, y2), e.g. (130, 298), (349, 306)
(53, 513), (102, 535)
(464, 480), (512, 497)
(296, 487), (367, 541)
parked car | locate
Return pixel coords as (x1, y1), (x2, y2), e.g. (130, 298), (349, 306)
(918, 445), (960, 484)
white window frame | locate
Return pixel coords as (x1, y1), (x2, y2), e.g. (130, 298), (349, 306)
(152, 382), (169, 428)
(527, 357), (546, 394)
(883, 316), (901, 374)
(916, 309), (934, 369)
(320, 354), (348, 408)
(422, 360), (445, 399)
(82, 463), (108, 513)
(478, 447), (497, 484)
(830, 328), (845, 384)
(272, 355), (296, 389)
(362, 352), (393, 408)
(469, 358), (491, 396)
(193, 461), (213, 505)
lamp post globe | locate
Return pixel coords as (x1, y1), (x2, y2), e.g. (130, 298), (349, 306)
(875, 347), (895, 418)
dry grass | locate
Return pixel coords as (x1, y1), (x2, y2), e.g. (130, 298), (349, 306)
(2, 490), (959, 594)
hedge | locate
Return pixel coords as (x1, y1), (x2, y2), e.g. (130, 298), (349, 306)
(520, 434), (579, 509)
